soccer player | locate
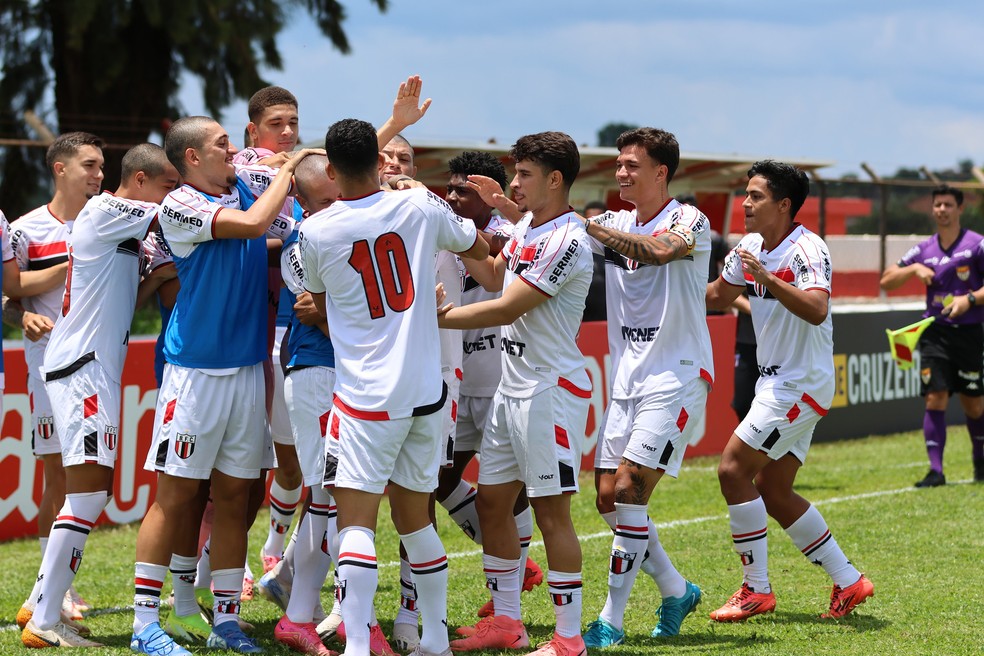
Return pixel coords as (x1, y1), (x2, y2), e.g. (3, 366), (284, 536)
(300, 118), (487, 656)
(19, 144), (179, 648)
(579, 128), (710, 647)
(130, 116), (320, 656)
(10, 131), (104, 625)
(439, 132), (593, 656)
(880, 184), (984, 485)
(705, 160), (874, 622)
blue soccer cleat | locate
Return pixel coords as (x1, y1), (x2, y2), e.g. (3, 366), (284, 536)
(652, 580), (702, 637)
(207, 620), (264, 653)
(582, 617), (625, 648)
(130, 622), (192, 656)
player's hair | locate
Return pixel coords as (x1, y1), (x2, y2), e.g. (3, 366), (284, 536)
(293, 154), (329, 200)
(45, 131), (104, 173)
(510, 131), (580, 188)
(748, 160), (810, 218)
(583, 200), (607, 215)
(448, 151), (507, 191)
(324, 118), (379, 179)
(616, 127), (680, 182)
(164, 116), (215, 177)
(932, 184), (964, 207)
(247, 86), (298, 122)
(243, 127), (253, 148)
(121, 143), (169, 181)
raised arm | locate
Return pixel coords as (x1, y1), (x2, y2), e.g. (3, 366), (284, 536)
(584, 219), (693, 266)
(376, 75), (432, 149)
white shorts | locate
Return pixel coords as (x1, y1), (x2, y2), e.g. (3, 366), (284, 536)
(29, 374), (60, 456)
(284, 366), (336, 488)
(734, 392), (827, 464)
(454, 395), (494, 454)
(440, 367), (462, 467)
(595, 378), (709, 478)
(45, 359), (121, 468)
(270, 325), (293, 445)
(324, 398), (443, 495)
(479, 385), (590, 497)
(145, 363), (272, 480)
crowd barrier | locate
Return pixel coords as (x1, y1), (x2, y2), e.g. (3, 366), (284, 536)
(0, 305), (949, 542)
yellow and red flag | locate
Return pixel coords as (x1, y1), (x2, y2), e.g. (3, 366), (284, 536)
(886, 317), (934, 370)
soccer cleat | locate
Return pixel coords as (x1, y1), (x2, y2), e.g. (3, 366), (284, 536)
(392, 621), (420, 651)
(274, 616), (338, 655)
(164, 611), (212, 641)
(68, 586), (92, 613)
(260, 547), (282, 575)
(195, 588), (214, 623)
(450, 615), (530, 651)
(61, 591), (83, 622)
(207, 620), (264, 653)
(523, 633), (586, 656)
(315, 609), (343, 644)
(16, 604), (33, 629)
(582, 618), (625, 648)
(256, 570), (291, 611)
(130, 621), (191, 655)
(652, 580), (702, 637)
(522, 557), (544, 592)
(709, 583), (776, 622)
(17, 604), (94, 637)
(821, 574), (874, 619)
(974, 457), (984, 483)
(242, 574), (255, 601)
(407, 647), (452, 656)
(21, 619), (104, 648)
(476, 599), (495, 618)
(369, 624), (397, 656)
(914, 469), (946, 488)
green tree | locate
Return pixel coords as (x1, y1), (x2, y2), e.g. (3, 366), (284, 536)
(0, 0), (387, 218)
(596, 121), (638, 147)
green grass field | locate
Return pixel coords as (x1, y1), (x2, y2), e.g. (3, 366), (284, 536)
(2, 428), (982, 655)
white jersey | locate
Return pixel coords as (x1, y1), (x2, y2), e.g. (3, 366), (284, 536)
(498, 210), (592, 398)
(233, 148), (297, 240)
(300, 188), (478, 418)
(43, 193), (159, 383)
(589, 201), (714, 398)
(1, 211), (14, 266)
(460, 215), (515, 398)
(722, 223), (835, 408)
(142, 224), (174, 275)
(10, 205), (74, 379)
(436, 249), (465, 382)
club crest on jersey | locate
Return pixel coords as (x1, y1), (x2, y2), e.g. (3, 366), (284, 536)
(174, 433), (197, 459)
(957, 265), (970, 281)
(69, 547), (83, 573)
(37, 416), (54, 439)
(104, 425), (118, 450)
(610, 548), (637, 575)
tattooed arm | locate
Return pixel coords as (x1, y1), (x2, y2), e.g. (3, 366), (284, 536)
(584, 220), (690, 266)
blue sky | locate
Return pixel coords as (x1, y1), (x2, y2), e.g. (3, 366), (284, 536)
(179, 0), (984, 178)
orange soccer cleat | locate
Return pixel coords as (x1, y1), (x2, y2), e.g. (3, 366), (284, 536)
(709, 583), (776, 622)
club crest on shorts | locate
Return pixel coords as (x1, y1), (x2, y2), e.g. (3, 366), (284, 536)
(37, 416), (54, 439)
(609, 548), (636, 575)
(921, 368), (932, 385)
(174, 432), (197, 459)
(69, 547), (83, 573)
(104, 425), (118, 450)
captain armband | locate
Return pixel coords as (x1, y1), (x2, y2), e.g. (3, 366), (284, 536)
(667, 222), (696, 255)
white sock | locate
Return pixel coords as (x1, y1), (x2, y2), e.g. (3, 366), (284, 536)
(212, 568), (244, 628)
(439, 480), (482, 544)
(600, 510), (616, 531)
(336, 527), (377, 655)
(285, 489), (334, 623)
(169, 554), (199, 617)
(134, 562), (167, 633)
(784, 505), (861, 588)
(401, 526), (449, 655)
(195, 538), (212, 592)
(264, 480), (302, 558)
(283, 524), (299, 577)
(642, 516), (686, 598)
(26, 537), (51, 608)
(728, 498), (770, 593)
(599, 503), (647, 630)
(33, 491), (107, 630)
(547, 570), (582, 639)
(395, 558), (419, 627)
(483, 554), (520, 620)
(514, 506), (534, 592)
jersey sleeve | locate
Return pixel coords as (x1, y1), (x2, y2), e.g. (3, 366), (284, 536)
(280, 229), (306, 296)
(518, 224), (589, 297)
(897, 243), (922, 267)
(298, 224), (326, 295)
(721, 240), (749, 287)
(795, 234), (833, 294)
(419, 190), (479, 254)
(10, 221), (29, 272)
(586, 210), (618, 255)
(90, 197), (158, 243)
(0, 211), (13, 262)
(236, 164), (295, 240)
(142, 225), (174, 275)
(159, 187), (222, 256)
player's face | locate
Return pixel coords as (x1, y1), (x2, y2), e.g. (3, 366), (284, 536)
(297, 175), (340, 215)
(742, 175), (784, 234)
(57, 144), (105, 200)
(144, 164), (181, 204)
(615, 143), (664, 206)
(249, 104), (299, 154)
(446, 174), (489, 221)
(198, 123), (237, 187)
(510, 160), (552, 214)
(932, 194), (962, 230)
(380, 139), (416, 182)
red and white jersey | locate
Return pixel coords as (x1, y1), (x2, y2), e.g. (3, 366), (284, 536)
(141, 224), (173, 276)
(1, 211), (14, 264)
(460, 215), (515, 398)
(498, 210), (592, 398)
(10, 205), (74, 379)
(588, 201), (714, 399)
(436, 249), (465, 387)
(234, 148), (296, 240)
(721, 223), (835, 408)
(300, 188), (478, 419)
(43, 193), (159, 383)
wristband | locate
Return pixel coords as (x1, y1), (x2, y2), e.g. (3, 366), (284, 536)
(968, 292), (977, 306)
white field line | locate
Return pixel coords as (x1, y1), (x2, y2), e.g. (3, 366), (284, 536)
(1, 478), (970, 632)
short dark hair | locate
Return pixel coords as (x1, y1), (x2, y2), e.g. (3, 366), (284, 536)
(510, 131), (580, 188)
(121, 143), (169, 180)
(324, 119), (379, 178)
(448, 151), (507, 191)
(45, 132), (104, 173)
(616, 128), (680, 182)
(748, 160), (810, 218)
(247, 86), (298, 122)
(932, 184), (964, 207)
(164, 116), (215, 177)
(583, 200), (608, 214)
